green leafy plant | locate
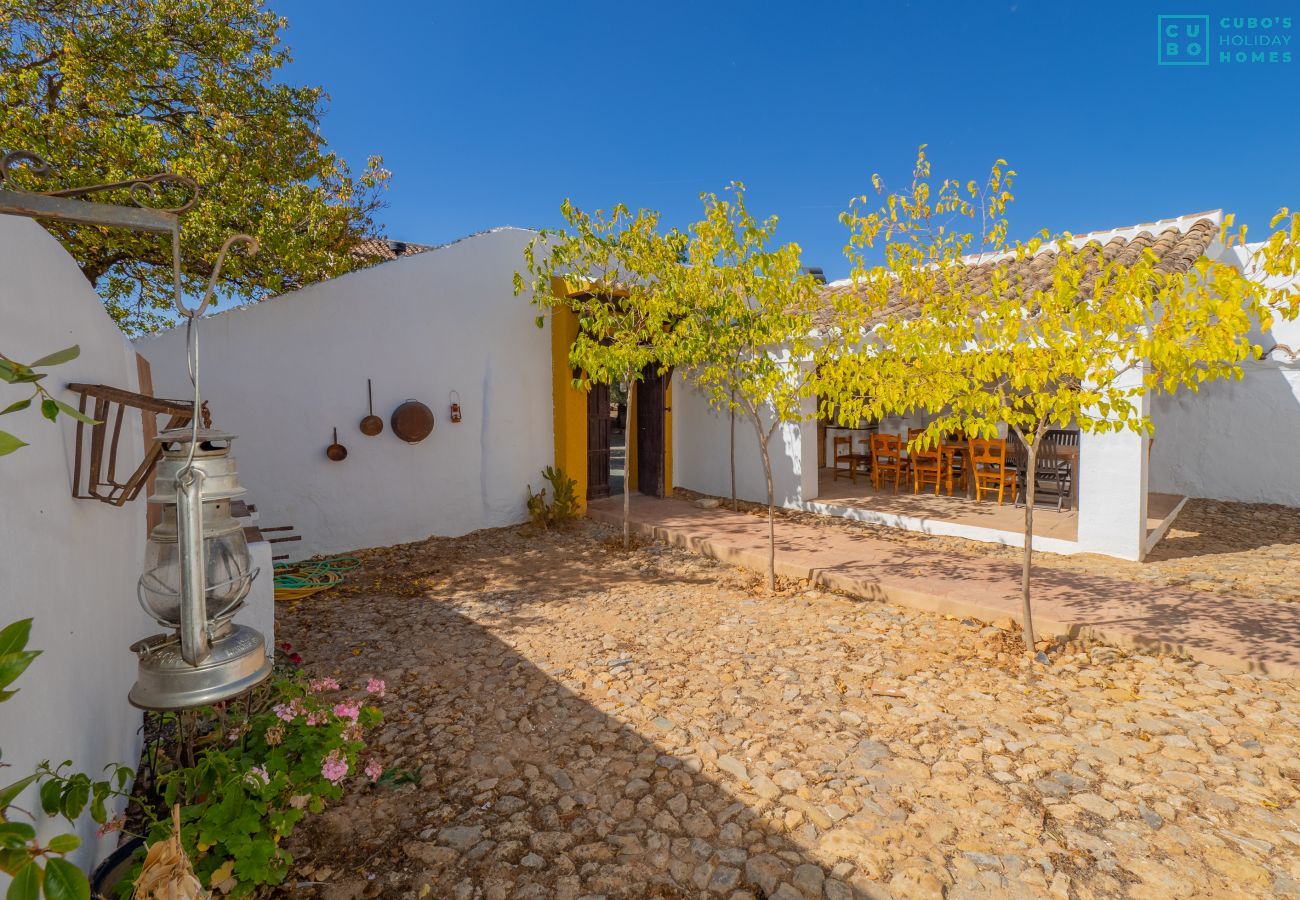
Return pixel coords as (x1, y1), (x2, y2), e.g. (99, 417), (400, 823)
(126, 675), (384, 897)
(526, 466), (579, 529)
(526, 483), (550, 528)
(1, 619), (132, 900)
(543, 466), (579, 523)
(0, 346), (99, 458)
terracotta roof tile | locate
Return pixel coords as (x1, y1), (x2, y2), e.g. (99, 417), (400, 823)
(817, 214), (1220, 329)
(350, 237), (434, 262)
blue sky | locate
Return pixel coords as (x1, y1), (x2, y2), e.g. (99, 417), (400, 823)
(275, 0), (1300, 279)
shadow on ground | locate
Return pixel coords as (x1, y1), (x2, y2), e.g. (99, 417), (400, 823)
(277, 528), (861, 899)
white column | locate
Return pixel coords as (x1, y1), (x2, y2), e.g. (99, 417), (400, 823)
(1075, 369), (1150, 560)
(796, 389), (820, 502)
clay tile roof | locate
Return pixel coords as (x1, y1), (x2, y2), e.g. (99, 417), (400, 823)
(817, 213), (1221, 329)
(350, 237), (434, 262)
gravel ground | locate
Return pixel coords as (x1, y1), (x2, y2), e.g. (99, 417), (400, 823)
(671, 489), (1300, 605)
(277, 522), (1300, 900)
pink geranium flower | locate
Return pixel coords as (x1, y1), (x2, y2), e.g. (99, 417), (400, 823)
(275, 698), (307, 722)
(333, 701), (360, 722)
(310, 677), (341, 693)
(245, 765), (270, 788)
(321, 750), (349, 784)
(364, 759), (383, 782)
(366, 678), (386, 698)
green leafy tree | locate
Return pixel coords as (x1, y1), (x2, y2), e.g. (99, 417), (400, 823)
(0, 0), (389, 334)
(515, 201), (686, 548)
(816, 148), (1300, 655)
(675, 185), (821, 590)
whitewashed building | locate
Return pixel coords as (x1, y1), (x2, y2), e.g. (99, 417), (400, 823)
(132, 212), (1300, 565)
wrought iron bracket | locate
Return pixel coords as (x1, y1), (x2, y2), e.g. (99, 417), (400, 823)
(0, 150), (195, 234)
(0, 149), (257, 318)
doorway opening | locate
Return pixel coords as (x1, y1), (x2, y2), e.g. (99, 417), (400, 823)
(635, 364), (670, 497)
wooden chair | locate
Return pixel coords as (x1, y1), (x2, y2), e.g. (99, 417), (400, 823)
(908, 431), (945, 495)
(1018, 434), (1075, 511)
(832, 434), (871, 484)
(968, 437), (1018, 504)
(870, 433), (909, 493)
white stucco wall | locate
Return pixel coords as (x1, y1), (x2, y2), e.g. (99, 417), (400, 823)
(1150, 361), (1300, 505)
(671, 369), (818, 507)
(1147, 244), (1300, 506)
(0, 216), (148, 878)
(134, 228), (554, 559)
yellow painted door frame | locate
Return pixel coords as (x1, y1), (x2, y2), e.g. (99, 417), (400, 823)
(550, 307), (673, 508)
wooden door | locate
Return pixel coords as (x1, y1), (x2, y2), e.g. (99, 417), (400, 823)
(636, 365), (669, 497)
(586, 383), (611, 500)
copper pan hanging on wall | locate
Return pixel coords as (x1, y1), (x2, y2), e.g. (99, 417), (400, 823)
(391, 400), (434, 444)
(326, 427), (348, 461)
(360, 379), (383, 436)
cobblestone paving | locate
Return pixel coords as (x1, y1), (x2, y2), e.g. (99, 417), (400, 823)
(673, 489), (1300, 605)
(280, 523), (1300, 899)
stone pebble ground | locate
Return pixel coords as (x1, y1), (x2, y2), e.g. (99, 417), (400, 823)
(279, 522), (1300, 899)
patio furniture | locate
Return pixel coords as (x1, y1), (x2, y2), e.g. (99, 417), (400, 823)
(870, 433), (909, 493)
(1033, 438), (1073, 510)
(969, 437), (1017, 504)
(832, 434), (871, 484)
(907, 431), (946, 495)
(1016, 430), (1078, 510)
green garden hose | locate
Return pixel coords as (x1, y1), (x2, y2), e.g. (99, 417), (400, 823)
(272, 556), (360, 601)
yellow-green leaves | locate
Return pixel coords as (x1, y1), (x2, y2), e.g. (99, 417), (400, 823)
(674, 183), (820, 427)
(515, 203), (686, 390)
(816, 149), (1300, 457)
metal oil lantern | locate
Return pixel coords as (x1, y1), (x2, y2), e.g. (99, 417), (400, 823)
(0, 149), (272, 712)
(129, 428), (272, 710)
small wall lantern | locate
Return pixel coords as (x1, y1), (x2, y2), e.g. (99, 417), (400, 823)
(449, 391), (462, 424)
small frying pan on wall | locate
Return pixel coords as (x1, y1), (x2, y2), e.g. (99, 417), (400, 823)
(360, 379), (383, 436)
(326, 427), (348, 461)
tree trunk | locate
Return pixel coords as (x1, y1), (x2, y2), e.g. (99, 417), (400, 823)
(729, 384), (737, 512)
(624, 373), (634, 550)
(756, 429), (776, 592)
(1021, 441), (1038, 657)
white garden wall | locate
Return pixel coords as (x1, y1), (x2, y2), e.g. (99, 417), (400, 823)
(0, 216), (149, 878)
(1149, 243), (1300, 506)
(134, 228), (554, 559)
(1151, 361), (1300, 505)
(671, 369), (818, 506)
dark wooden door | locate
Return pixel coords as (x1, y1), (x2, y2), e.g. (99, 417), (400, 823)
(586, 383), (611, 500)
(636, 365), (670, 497)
